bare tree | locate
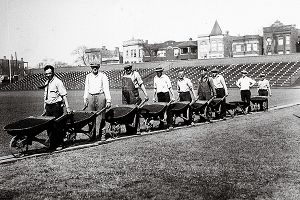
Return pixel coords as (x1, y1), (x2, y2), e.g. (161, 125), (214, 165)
(141, 43), (160, 62)
(72, 45), (88, 66)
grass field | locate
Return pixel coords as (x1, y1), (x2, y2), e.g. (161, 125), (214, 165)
(0, 88), (300, 157)
(1, 104), (300, 199)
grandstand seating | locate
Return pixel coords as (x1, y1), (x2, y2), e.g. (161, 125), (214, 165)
(1, 60), (300, 91)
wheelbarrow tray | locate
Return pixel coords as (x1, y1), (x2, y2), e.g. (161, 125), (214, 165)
(66, 111), (97, 130)
(226, 102), (238, 110)
(169, 101), (190, 113)
(191, 100), (208, 112)
(250, 96), (268, 103)
(229, 101), (248, 108)
(4, 116), (55, 136)
(105, 105), (138, 124)
(139, 103), (168, 119)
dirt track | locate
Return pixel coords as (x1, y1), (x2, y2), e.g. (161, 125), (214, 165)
(1, 105), (300, 199)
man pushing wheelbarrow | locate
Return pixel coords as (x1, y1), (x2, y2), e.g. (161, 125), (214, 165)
(121, 64), (149, 134)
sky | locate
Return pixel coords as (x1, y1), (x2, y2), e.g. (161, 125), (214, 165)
(0, 0), (299, 67)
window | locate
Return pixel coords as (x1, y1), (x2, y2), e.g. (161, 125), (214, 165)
(286, 50), (290, 54)
(278, 37), (283, 46)
(266, 37), (272, 45)
(286, 35), (290, 45)
(247, 44), (252, 52)
(253, 43), (258, 51)
(174, 48), (179, 56)
(157, 50), (166, 57)
(211, 41), (217, 51)
(236, 45), (241, 52)
(278, 51), (283, 54)
(191, 47), (197, 54)
(131, 50), (133, 57)
(126, 50), (129, 57)
(139, 49), (143, 58)
(181, 48), (188, 54)
(218, 42), (223, 51)
(134, 49), (136, 57)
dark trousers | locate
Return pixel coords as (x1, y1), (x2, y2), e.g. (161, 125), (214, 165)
(258, 89), (268, 96)
(258, 89), (269, 111)
(45, 102), (64, 149)
(157, 92), (170, 102)
(157, 92), (171, 128)
(179, 92), (192, 102)
(215, 88), (226, 118)
(241, 90), (251, 112)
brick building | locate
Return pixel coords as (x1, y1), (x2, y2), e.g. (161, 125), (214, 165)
(232, 35), (263, 57)
(263, 20), (299, 55)
(85, 46), (122, 65)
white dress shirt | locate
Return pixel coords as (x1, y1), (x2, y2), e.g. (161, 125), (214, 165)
(154, 74), (172, 93)
(177, 77), (193, 92)
(213, 74), (228, 95)
(84, 72), (111, 102)
(258, 79), (270, 90)
(44, 76), (67, 104)
(236, 76), (256, 90)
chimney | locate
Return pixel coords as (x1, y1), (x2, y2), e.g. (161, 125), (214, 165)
(3, 56), (6, 60)
(115, 47), (119, 53)
(102, 46), (106, 50)
(226, 31), (229, 35)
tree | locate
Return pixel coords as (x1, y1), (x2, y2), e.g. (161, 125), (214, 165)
(71, 45), (89, 66)
(141, 43), (160, 62)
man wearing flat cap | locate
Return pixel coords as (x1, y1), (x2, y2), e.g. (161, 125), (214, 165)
(236, 70), (256, 113)
(197, 67), (216, 100)
(153, 67), (175, 103)
(84, 63), (111, 141)
(211, 68), (228, 119)
(122, 64), (148, 105)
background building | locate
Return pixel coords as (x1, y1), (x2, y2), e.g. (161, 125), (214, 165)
(143, 39), (197, 62)
(263, 20), (299, 55)
(0, 56), (28, 83)
(232, 35), (263, 57)
(85, 46), (122, 65)
(122, 38), (144, 64)
(197, 20), (233, 59)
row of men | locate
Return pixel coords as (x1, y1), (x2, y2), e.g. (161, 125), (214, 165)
(41, 64), (272, 149)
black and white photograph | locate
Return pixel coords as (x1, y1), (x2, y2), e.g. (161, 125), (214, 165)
(1, 0), (300, 199)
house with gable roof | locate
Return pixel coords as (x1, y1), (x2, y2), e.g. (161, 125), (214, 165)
(197, 20), (233, 59)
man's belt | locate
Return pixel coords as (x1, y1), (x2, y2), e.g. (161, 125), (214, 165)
(89, 92), (104, 95)
(46, 101), (62, 106)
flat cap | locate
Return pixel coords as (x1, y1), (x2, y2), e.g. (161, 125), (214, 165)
(211, 68), (219, 72)
(155, 67), (164, 72)
(124, 64), (133, 70)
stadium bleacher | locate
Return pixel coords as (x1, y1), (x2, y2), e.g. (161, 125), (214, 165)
(1, 56), (300, 91)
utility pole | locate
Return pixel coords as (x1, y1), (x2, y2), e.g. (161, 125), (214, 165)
(10, 54), (13, 83)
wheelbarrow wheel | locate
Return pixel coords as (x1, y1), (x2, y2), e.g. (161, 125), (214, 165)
(9, 135), (28, 158)
(107, 123), (120, 139)
(204, 106), (212, 122)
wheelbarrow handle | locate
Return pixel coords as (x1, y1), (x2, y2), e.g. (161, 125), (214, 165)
(137, 98), (149, 109)
(293, 114), (300, 118)
(95, 107), (107, 116)
(82, 104), (88, 111)
(167, 99), (175, 106)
